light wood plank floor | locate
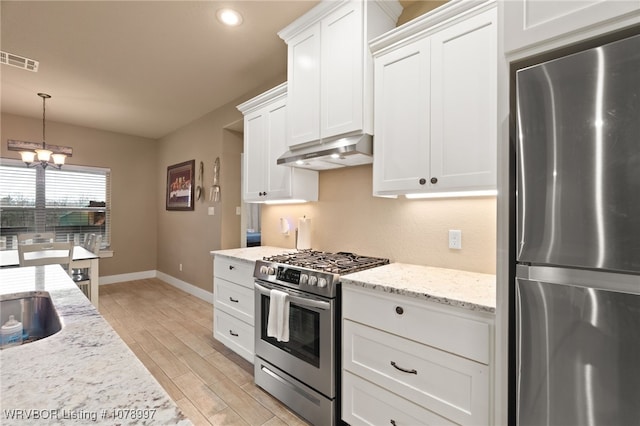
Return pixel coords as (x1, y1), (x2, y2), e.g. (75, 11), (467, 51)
(99, 278), (310, 426)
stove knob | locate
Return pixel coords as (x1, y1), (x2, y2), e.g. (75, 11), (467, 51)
(267, 267), (276, 276)
(309, 276), (318, 286)
(259, 265), (268, 274)
(317, 277), (327, 288)
(300, 274), (309, 285)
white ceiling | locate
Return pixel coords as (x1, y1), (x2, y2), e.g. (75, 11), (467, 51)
(0, 1), (320, 139)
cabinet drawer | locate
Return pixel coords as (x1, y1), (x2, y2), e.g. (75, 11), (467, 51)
(214, 257), (254, 289)
(342, 371), (455, 426)
(343, 320), (489, 425)
(213, 309), (254, 363)
(214, 278), (254, 324)
(343, 286), (491, 364)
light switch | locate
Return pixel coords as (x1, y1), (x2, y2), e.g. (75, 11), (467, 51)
(208, 207), (215, 216)
(236, 206), (241, 215)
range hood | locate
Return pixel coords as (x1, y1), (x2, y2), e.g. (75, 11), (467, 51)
(277, 134), (373, 170)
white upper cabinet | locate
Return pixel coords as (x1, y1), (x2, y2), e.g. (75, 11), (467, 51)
(503, 0), (640, 56)
(279, 0), (402, 149)
(373, 38), (431, 193)
(430, 9), (497, 191)
(237, 83), (319, 203)
(286, 23), (321, 146)
(372, 2), (497, 196)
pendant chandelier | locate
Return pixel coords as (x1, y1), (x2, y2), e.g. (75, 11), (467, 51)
(7, 93), (72, 169)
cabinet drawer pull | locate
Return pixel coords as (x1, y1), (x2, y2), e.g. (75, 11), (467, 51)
(229, 265), (235, 270)
(229, 330), (239, 337)
(229, 297), (239, 303)
(390, 361), (417, 375)
(390, 421), (397, 426)
(395, 306), (404, 315)
(430, 177), (438, 184)
(419, 178), (426, 185)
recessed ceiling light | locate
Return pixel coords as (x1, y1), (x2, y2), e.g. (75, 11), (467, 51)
(216, 8), (243, 27)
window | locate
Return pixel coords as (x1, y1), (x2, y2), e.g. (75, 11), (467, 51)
(0, 159), (111, 250)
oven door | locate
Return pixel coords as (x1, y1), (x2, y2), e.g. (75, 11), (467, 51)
(254, 280), (335, 398)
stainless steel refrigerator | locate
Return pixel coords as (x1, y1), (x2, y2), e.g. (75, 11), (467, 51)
(515, 32), (640, 425)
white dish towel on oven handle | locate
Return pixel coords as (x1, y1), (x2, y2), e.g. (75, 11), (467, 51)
(267, 289), (290, 342)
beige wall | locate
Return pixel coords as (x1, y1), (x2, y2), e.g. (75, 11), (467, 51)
(398, 0), (448, 26)
(155, 78), (285, 293)
(262, 165), (496, 275)
(1, 112), (158, 277)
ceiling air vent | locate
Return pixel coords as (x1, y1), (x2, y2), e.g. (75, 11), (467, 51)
(0, 51), (39, 72)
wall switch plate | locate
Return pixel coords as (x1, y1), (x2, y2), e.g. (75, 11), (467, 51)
(208, 207), (215, 216)
(236, 206), (241, 215)
(179, 263), (183, 271)
(449, 230), (462, 250)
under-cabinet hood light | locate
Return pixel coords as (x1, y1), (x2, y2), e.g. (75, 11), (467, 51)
(277, 134), (373, 171)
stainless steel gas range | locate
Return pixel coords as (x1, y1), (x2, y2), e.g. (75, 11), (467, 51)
(253, 251), (389, 426)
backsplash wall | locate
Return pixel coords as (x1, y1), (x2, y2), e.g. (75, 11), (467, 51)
(261, 164), (496, 274)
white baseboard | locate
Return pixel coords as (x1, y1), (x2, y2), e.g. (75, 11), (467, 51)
(156, 271), (213, 305)
(99, 270), (213, 305)
(100, 270), (157, 285)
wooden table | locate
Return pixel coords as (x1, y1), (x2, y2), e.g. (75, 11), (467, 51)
(0, 246), (100, 309)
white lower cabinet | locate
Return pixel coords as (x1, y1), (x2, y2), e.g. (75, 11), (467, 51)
(213, 256), (255, 363)
(343, 371), (455, 426)
(342, 286), (493, 425)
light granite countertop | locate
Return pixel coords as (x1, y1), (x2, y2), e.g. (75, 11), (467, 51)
(342, 263), (496, 314)
(0, 265), (190, 425)
(210, 246), (296, 265)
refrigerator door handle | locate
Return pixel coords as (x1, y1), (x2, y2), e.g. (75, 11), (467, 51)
(516, 265), (640, 295)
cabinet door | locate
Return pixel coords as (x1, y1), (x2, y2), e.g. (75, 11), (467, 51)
(243, 110), (267, 201)
(287, 22), (321, 148)
(265, 97), (292, 199)
(373, 38), (431, 195)
(321, 1), (363, 139)
(503, 0), (640, 54)
(430, 8), (497, 192)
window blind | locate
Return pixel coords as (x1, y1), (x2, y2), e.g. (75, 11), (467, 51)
(0, 159), (111, 249)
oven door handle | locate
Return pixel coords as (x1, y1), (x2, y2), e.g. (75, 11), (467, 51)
(254, 282), (330, 311)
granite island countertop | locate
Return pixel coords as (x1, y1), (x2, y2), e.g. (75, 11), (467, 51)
(210, 246), (297, 265)
(0, 265), (190, 425)
(341, 263), (496, 314)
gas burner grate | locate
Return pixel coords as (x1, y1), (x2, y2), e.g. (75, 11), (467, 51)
(263, 250), (389, 275)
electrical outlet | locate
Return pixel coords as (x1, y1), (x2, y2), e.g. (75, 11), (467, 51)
(449, 230), (462, 250)
(179, 263), (183, 271)
(208, 207), (215, 216)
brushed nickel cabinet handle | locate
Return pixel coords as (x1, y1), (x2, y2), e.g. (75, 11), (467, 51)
(390, 361), (417, 375)
(229, 330), (238, 337)
(229, 297), (239, 303)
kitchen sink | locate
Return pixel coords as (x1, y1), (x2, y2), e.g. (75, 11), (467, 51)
(0, 291), (62, 347)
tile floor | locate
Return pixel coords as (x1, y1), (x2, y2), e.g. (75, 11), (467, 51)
(99, 278), (310, 426)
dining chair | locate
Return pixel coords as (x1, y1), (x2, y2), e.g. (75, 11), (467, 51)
(73, 234), (102, 299)
(17, 232), (55, 245)
(17, 241), (74, 274)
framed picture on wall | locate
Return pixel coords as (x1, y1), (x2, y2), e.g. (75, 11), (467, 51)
(166, 160), (195, 211)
